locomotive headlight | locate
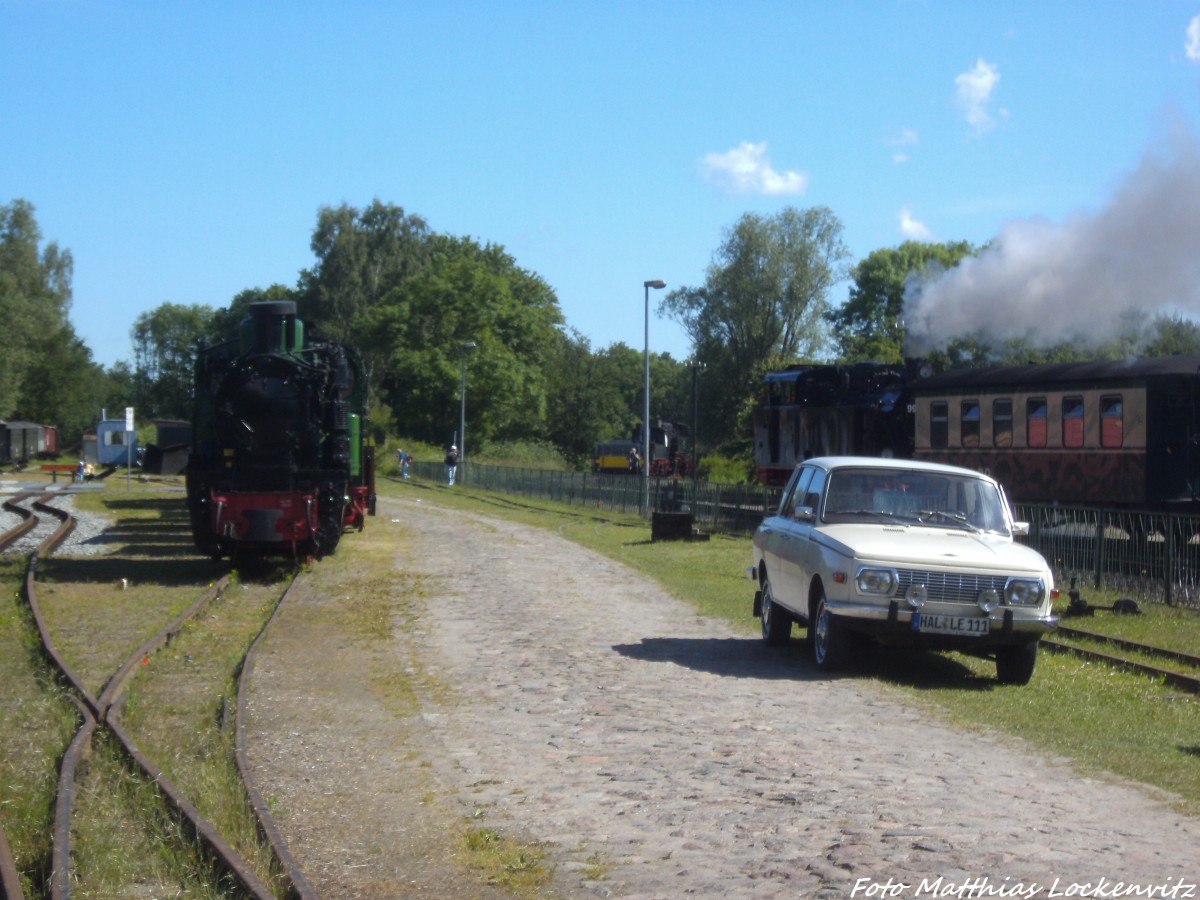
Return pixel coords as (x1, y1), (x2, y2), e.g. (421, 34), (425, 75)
(855, 567), (896, 596)
(1004, 578), (1045, 606)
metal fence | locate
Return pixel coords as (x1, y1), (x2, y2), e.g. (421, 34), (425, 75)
(409, 461), (1199, 608)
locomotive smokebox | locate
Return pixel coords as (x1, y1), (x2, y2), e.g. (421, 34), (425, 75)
(243, 300), (303, 355)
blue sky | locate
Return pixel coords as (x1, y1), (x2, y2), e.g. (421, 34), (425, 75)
(5, 1), (1200, 368)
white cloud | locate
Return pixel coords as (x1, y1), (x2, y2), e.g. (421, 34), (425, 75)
(898, 207), (932, 240)
(955, 58), (1001, 133)
(700, 141), (808, 196)
(890, 127), (918, 164)
(1187, 16), (1200, 61)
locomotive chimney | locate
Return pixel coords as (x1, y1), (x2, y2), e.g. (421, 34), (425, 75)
(245, 301), (300, 354)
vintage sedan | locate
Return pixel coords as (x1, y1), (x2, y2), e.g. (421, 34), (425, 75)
(750, 456), (1058, 684)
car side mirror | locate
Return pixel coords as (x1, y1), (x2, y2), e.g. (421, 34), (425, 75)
(794, 506), (816, 521)
(1011, 521), (1030, 537)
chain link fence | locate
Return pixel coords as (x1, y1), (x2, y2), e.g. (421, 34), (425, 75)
(409, 460), (1199, 608)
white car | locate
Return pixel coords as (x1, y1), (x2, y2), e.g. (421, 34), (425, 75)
(751, 456), (1058, 684)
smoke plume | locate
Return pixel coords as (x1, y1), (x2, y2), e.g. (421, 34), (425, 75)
(903, 127), (1200, 356)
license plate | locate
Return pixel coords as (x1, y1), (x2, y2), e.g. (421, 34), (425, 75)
(912, 613), (989, 636)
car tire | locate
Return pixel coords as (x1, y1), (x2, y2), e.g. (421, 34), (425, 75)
(995, 641), (1038, 685)
(812, 590), (849, 671)
(760, 579), (792, 646)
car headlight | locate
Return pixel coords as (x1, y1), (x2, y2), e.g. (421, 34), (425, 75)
(1004, 578), (1045, 606)
(855, 567), (897, 596)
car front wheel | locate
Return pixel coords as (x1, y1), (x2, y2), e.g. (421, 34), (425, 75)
(760, 579), (792, 646)
(812, 590), (849, 670)
(995, 641), (1039, 685)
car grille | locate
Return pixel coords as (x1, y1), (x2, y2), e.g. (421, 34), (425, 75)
(895, 570), (1008, 605)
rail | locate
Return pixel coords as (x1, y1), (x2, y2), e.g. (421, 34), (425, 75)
(1, 490), (306, 897)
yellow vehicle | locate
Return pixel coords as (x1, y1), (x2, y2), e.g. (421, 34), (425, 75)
(593, 439), (637, 474)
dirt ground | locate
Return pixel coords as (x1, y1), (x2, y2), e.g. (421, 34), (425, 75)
(244, 494), (1200, 899)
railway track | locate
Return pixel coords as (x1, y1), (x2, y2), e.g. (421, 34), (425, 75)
(0, 487), (318, 899)
(1042, 624), (1200, 693)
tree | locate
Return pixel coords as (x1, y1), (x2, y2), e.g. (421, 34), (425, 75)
(0, 199), (73, 417)
(1143, 314), (1200, 356)
(365, 235), (564, 445)
(543, 333), (636, 465)
(661, 206), (850, 447)
(131, 302), (216, 420)
(297, 200), (431, 352)
(17, 325), (107, 447)
(830, 240), (975, 363)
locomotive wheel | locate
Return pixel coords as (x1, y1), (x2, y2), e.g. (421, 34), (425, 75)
(314, 483), (345, 557)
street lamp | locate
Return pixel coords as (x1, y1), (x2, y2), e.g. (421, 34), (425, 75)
(460, 340), (476, 482)
(643, 279), (666, 510)
(690, 360), (706, 481)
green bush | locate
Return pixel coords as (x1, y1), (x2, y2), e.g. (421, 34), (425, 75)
(699, 453), (754, 484)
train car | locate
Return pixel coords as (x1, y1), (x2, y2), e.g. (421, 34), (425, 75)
(752, 362), (912, 486)
(755, 354), (1200, 512)
(41, 425), (58, 458)
(911, 355), (1200, 511)
(186, 300), (376, 559)
(0, 421), (53, 466)
(593, 438), (637, 473)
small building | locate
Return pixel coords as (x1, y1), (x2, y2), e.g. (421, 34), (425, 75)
(90, 419), (139, 467)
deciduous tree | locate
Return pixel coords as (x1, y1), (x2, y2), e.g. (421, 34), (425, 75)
(830, 240), (975, 363)
(661, 206), (849, 446)
(0, 199), (73, 417)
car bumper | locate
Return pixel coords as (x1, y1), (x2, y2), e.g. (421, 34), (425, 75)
(825, 597), (1058, 646)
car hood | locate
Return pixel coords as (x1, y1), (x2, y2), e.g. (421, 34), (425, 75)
(815, 524), (1051, 574)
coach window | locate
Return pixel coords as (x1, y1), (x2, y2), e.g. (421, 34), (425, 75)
(993, 399), (1013, 448)
(1100, 394), (1123, 448)
(1027, 398), (1047, 448)
(961, 400), (980, 447)
(1063, 396), (1085, 448)
(930, 401), (949, 448)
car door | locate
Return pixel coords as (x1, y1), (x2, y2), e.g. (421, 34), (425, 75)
(765, 466), (820, 616)
(758, 466), (810, 596)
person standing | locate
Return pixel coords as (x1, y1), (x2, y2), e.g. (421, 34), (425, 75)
(445, 444), (459, 485)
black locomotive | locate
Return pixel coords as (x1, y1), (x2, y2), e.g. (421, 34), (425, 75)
(186, 301), (376, 558)
(755, 355), (1200, 512)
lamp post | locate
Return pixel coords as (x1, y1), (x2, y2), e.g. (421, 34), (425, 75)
(643, 279), (666, 512)
(460, 340), (476, 482)
(690, 360), (706, 482)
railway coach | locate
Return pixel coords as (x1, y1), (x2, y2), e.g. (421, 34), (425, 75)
(755, 354), (1200, 513)
(911, 354), (1200, 512)
(0, 421), (58, 466)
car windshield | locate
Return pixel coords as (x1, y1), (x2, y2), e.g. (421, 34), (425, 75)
(820, 467), (1011, 534)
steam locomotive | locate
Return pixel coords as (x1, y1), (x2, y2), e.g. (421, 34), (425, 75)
(754, 355), (1200, 512)
(186, 301), (376, 559)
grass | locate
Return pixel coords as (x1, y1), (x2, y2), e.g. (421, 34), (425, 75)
(0, 473), (288, 896)
(0, 557), (78, 897)
(460, 826), (552, 894)
(389, 475), (1200, 817)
